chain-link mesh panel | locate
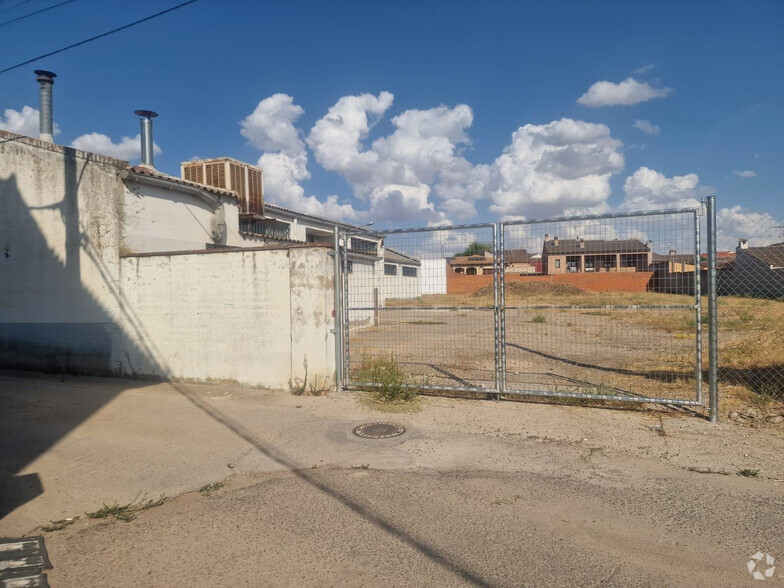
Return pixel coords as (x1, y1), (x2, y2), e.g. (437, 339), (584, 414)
(713, 212), (784, 410)
(501, 210), (703, 404)
(344, 224), (498, 393)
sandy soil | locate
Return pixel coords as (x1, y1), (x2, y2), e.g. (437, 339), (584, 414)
(350, 306), (700, 401)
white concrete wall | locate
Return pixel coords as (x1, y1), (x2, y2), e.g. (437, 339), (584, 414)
(0, 132), (128, 373)
(382, 264), (421, 301)
(0, 132), (336, 389)
(123, 183), (244, 254)
(421, 259), (447, 295)
(118, 246), (335, 390)
(347, 258), (378, 326)
(262, 208), (331, 243)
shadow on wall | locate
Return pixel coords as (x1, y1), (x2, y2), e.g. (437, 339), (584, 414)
(0, 145), (162, 519)
(0, 144), (474, 585)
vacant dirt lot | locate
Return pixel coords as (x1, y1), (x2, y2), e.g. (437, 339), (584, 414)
(1, 371), (783, 586)
(365, 289), (784, 411)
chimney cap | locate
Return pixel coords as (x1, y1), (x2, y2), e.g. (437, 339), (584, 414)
(34, 69), (56, 82)
(134, 109), (158, 118)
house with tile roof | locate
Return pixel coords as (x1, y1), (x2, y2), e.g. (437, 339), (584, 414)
(541, 236), (652, 275)
(719, 240), (784, 297)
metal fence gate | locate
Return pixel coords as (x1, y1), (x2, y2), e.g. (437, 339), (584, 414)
(337, 202), (719, 416)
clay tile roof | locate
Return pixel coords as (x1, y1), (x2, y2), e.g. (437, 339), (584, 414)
(543, 238), (650, 255)
(128, 165), (240, 199)
(504, 248), (530, 263)
(384, 248), (421, 266)
(745, 243), (784, 268)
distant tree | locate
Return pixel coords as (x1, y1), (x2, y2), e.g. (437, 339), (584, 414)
(457, 241), (492, 257)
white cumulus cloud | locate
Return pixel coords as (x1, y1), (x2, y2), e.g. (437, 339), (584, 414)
(486, 118), (625, 219)
(307, 91), (394, 189)
(70, 133), (161, 161)
(308, 93), (478, 223)
(244, 92), (631, 224)
(622, 167), (780, 251)
(306, 96), (628, 222)
(732, 169), (756, 178)
(632, 119), (660, 135)
(577, 77), (673, 107)
(240, 95), (359, 220)
(715, 205), (781, 250)
(622, 167), (706, 211)
(239, 92), (783, 240)
(240, 94), (305, 157)
(0, 105), (60, 138)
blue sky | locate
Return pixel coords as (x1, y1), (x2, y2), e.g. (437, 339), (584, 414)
(1, 0), (782, 235)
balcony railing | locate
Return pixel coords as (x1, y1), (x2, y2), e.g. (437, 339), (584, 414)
(349, 237), (378, 256)
(241, 219), (291, 241)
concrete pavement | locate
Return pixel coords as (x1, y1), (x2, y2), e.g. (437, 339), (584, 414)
(1, 370), (783, 586)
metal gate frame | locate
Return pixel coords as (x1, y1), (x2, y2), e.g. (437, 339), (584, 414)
(335, 199), (720, 418)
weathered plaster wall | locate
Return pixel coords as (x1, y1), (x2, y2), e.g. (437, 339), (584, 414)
(122, 184), (244, 253)
(0, 132), (131, 373)
(118, 246), (335, 389)
(288, 248), (335, 389)
(1, 132), (336, 388)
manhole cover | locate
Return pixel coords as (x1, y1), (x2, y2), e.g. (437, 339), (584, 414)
(353, 422), (406, 439)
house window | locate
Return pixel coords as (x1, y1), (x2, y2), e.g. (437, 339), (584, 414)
(384, 263), (397, 276)
(555, 259), (561, 268)
(402, 266), (417, 277)
(241, 219), (290, 240)
(350, 237), (378, 255)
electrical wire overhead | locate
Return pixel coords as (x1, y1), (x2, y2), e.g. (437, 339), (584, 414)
(0, 0), (36, 15)
(0, 0), (199, 75)
(0, 0), (76, 28)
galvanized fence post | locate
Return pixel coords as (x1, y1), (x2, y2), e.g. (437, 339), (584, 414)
(706, 196), (719, 423)
(333, 226), (343, 390)
(498, 223), (506, 396)
(492, 223), (500, 398)
(342, 237), (350, 387)
(694, 208), (703, 405)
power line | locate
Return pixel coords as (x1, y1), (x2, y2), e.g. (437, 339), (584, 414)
(0, 0), (76, 28)
(0, 0), (36, 15)
(0, 0), (199, 75)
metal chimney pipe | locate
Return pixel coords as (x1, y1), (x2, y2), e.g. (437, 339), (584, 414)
(134, 109), (158, 167)
(34, 70), (56, 142)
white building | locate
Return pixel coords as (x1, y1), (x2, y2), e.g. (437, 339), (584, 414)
(382, 249), (421, 301)
(0, 130), (335, 390)
(420, 258), (448, 295)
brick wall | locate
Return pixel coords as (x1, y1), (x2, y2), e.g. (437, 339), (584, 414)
(446, 270), (654, 294)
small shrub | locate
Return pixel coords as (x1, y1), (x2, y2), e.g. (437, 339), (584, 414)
(532, 314), (546, 323)
(738, 468), (760, 478)
(42, 517), (78, 532)
(199, 482), (225, 497)
(355, 355), (418, 403)
(86, 493), (165, 522)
